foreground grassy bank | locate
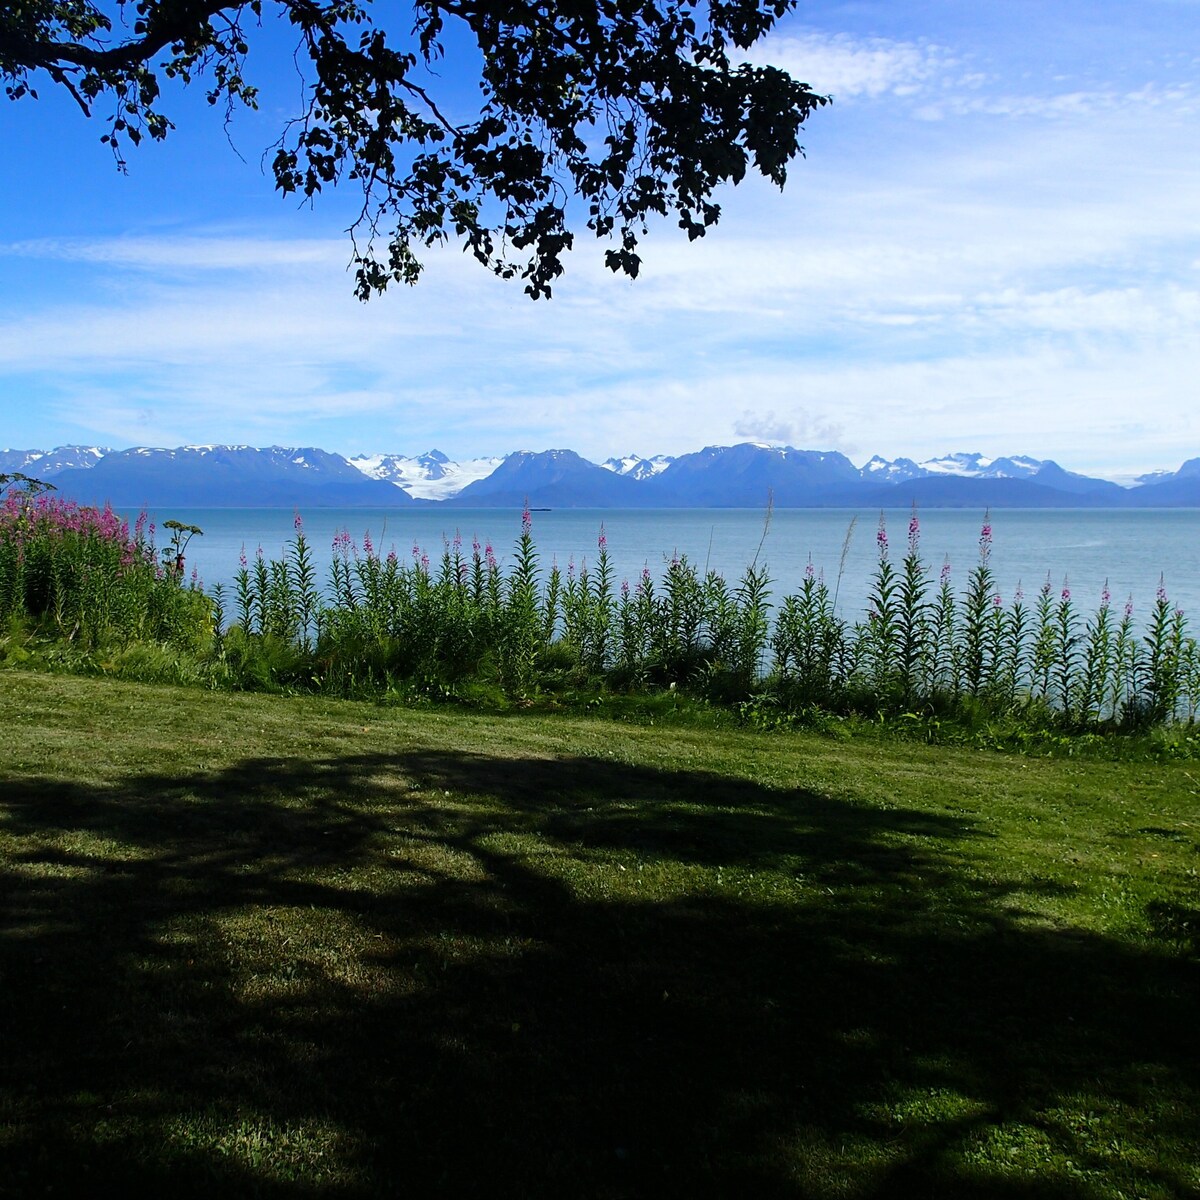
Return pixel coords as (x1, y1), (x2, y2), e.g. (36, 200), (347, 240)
(1, 672), (1197, 1197)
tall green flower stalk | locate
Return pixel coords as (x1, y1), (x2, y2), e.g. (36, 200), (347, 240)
(1031, 575), (1056, 704)
(897, 509), (931, 702)
(1079, 581), (1114, 723)
(1051, 579), (1079, 715)
(251, 546), (270, 635)
(618, 567), (658, 680)
(864, 514), (901, 695)
(1109, 597), (1138, 721)
(960, 515), (996, 696)
(929, 558), (958, 697)
(235, 545), (254, 630)
(1142, 578), (1185, 724)
(542, 557), (562, 646)
(502, 505), (542, 691)
(289, 513), (320, 651)
(995, 582), (1029, 709)
(585, 525), (615, 674)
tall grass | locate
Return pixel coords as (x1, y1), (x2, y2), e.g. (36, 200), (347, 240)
(2, 486), (1196, 731)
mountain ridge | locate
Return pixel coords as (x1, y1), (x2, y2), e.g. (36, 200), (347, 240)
(4, 442), (1197, 508)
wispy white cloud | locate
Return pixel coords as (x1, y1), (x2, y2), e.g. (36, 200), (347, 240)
(2, 193), (1196, 475)
(756, 29), (1200, 127)
(1, 235), (344, 272)
(915, 81), (1200, 122)
(755, 32), (956, 100)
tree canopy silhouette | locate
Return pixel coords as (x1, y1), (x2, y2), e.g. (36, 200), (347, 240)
(1, 0), (826, 297)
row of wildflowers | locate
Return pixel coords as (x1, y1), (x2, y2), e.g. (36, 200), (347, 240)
(221, 506), (1198, 725)
(224, 508), (778, 700)
(3, 483), (1195, 728)
(769, 510), (1197, 726)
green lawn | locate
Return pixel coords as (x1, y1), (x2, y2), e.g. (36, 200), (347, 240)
(0, 671), (1196, 1197)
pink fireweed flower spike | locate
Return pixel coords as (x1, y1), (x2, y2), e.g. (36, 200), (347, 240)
(1101, 580), (1111, 608)
(940, 558), (952, 586)
(239, 544), (248, 568)
(294, 511), (303, 533)
(1157, 575), (1167, 604)
(908, 511), (920, 556)
(805, 556), (815, 581)
(621, 579), (630, 599)
(979, 513), (993, 562)
(993, 593), (1002, 608)
(876, 513), (889, 559)
(363, 531), (374, 558)
(1014, 581), (1024, 603)
(1061, 579), (1071, 602)
(522, 504), (532, 536)
(598, 523), (608, 552)
(1124, 597), (1134, 620)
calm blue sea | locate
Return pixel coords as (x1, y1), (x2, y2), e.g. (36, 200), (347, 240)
(140, 507), (1200, 625)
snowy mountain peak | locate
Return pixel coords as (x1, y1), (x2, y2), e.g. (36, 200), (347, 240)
(602, 453), (675, 480)
(347, 450), (507, 500)
(861, 454), (924, 482)
(0, 445), (113, 477)
(913, 452), (1045, 479)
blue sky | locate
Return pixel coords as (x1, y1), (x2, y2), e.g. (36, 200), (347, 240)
(1, 0), (1198, 480)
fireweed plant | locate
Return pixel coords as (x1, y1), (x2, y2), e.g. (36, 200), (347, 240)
(2, 499), (1198, 731)
(0, 487), (210, 656)
(233, 511), (1200, 727)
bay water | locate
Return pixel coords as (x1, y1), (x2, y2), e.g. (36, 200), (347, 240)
(144, 506), (1200, 628)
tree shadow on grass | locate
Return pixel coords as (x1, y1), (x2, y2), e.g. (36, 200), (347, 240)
(0, 750), (1196, 1197)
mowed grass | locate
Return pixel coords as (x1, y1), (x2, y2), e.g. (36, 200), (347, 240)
(0, 672), (1197, 1198)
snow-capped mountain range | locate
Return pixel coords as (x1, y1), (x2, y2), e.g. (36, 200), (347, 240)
(3, 443), (1198, 508)
(860, 452), (1046, 483)
(348, 449), (506, 501)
